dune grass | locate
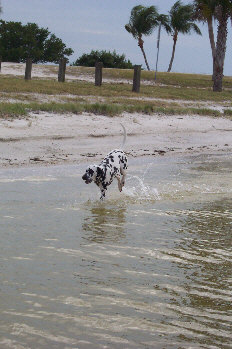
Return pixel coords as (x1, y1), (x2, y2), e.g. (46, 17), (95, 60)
(224, 109), (232, 117)
(0, 101), (228, 119)
(0, 103), (27, 118)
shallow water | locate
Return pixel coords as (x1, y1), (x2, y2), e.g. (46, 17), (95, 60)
(0, 153), (231, 349)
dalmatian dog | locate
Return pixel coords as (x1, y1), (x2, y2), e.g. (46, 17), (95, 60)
(82, 124), (127, 200)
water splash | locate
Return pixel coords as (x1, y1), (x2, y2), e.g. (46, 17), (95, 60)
(122, 175), (160, 202)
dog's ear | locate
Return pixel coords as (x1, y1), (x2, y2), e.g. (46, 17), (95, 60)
(88, 168), (94, 176)
(96, 166), (104, 179)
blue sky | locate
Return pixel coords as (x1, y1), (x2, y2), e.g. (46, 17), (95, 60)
(1, 0), (232, 75)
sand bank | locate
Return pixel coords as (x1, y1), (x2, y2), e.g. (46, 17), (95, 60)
(0, 111), (231, 168)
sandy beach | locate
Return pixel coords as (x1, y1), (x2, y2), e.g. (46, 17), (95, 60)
(0, 111), (231, 168)
(0, 62), (231, 168)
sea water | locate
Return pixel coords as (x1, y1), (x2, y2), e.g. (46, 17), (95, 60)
(0, 153), (231, 348)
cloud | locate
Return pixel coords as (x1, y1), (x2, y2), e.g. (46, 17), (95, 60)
(79, 29), (109, 36)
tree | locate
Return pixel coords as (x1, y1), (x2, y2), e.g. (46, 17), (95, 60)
(193, 0), (216, 62)
(72, 50), (134, 69)
(212, 0), (232, 91)
(167, 1), (202, 72)
(0, 20), (73, 63)
(193, 0), (231, 91)
(125, 5), (160, 70)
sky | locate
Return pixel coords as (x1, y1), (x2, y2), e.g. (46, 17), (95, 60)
(1, 0), (232, 75)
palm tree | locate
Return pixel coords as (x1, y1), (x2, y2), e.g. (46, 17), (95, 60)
(125, 5), (159, 70)
(193, 0), (216, 61)
(193, 0), (231, 91)
(155, 14), (172, 78)
(212, 0), (232, 91)
(167, 0), (202, 72)
(193, 0), (216, 82)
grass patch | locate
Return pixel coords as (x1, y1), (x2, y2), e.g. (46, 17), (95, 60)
(0, 101), (227, 119)
(0, 68), (231, 119)
(27, 102), (123, 116)
(83, 103), (123, 116)
(42, 64), (232, 89)
(0, 76), (231, 102)
(188, 108), (221, 117)
(0, 103), (27, 117)
(29, 102), (83, 114)
(223, 109), (232, 117)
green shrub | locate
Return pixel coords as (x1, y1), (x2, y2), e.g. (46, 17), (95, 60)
(72, 50), (134, 69)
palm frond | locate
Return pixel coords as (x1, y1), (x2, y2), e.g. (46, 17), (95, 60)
(125, 24), (138, 39)
(169, 0), (202, 34)
(191, 23), (202, 35)
(193, 0), (231, 21)
(157, 14), (172, 33)
(125, 5), (159, 38)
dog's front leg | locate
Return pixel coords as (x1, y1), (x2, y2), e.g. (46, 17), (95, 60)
(120, 169), (127, 188)
(116, 175), (122, 192)
(121, 175), (126, 188)
(99, 186), (106, 200)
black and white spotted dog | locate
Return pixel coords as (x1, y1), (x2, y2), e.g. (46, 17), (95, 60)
(82, 124), (127, 200)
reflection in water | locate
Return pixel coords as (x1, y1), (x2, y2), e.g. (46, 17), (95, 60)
(82, 203), (127, 243)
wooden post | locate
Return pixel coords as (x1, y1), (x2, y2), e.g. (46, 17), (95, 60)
(0, 57), (2, 73)
(132, 65), (141, 93)
(95, 62), (103, 86)
(58, 58), (66, 82)
(25, 58), (32, 80)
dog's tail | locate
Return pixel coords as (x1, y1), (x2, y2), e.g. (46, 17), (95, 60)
(120, 123), (127, 149)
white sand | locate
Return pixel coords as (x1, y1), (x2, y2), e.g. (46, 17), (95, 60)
(0, 62), (231, 168)
(0, 111), (231, 168)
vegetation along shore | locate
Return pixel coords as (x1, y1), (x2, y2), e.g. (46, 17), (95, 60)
(0, 63), (231, 168)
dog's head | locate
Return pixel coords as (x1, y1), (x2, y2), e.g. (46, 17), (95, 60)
(82, 165), (103, 184)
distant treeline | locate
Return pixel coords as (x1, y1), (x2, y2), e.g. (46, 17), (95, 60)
(0, 20), (73, 64)
(0, 20), (133, 69)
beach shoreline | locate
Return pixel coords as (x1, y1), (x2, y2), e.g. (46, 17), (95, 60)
(0, 63), (231, 169)
(0, 111), (231, 169)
